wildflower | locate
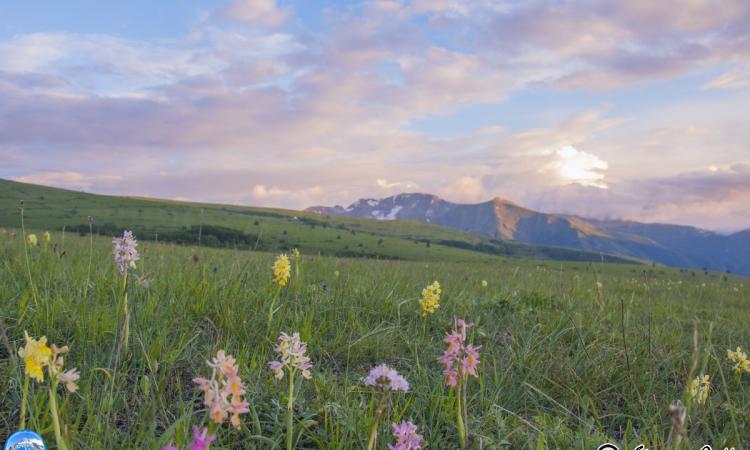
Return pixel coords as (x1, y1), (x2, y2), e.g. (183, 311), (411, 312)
(26, 234), (38, 247)
(292, 248), (300, 260)
(596, 281), (603, 289)
(112, 230), (139, 274)
(419, 281), (441, 317)
(163, 427), (216, 450)
(17, 333), (77, 449)
(18, 331), (52, 382)
(689, 375), (710, 405)
(481, 280), (488, 288)
(364, 364), (409, 450)
(59, 369), (80, 393)
(669, 401), (686, 445)
(43, 343), (81, 393)
(727, 346), (750, 374)
(388, 421), (423, 450)
(364, 364), (409, 392)
(42, 231), (51, 246)
(272, 254), (291, 286)
(437, 319), (481, 387)
(136, 274), (151, 288)
(193, 350), (249, 429)
(268, 332), (312, 380)
(334, 270), (340, 277)
(189, 427), (216, 450)
(437, 318), (480, 450)
(269, 331), (313, 450)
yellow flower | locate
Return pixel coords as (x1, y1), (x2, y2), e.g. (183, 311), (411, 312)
(334, 270), (339, 278)
(292, 248), (300, 260)
(18, 331), (52, 382)
(26, 234), (38, 247)
(596, 281), (603, 289)
(419, 281), (441, 317)
(727, 347), (750, 375)
(272, 254), (291, 286)
(689, 375), (710, 405)
(481, 280), (488, 288)
(42, 231), (51, 245)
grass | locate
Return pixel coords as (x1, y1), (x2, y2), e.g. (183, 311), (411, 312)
(1, 228), (748, 449)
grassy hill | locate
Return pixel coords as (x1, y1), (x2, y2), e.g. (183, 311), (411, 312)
(0, 179), (634, 264)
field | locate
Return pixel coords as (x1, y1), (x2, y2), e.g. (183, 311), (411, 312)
(1, 226), (749, 449)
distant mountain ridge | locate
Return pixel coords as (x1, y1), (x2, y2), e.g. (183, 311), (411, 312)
(307, 193), (750, 275)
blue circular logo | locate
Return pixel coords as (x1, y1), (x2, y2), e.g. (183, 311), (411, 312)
(4, 431), (45, 450)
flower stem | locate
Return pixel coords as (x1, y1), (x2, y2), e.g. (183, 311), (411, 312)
(20, 207), (39, 310)
(267, 285), (281, 330)
(48, 382), (68, 450)
(83, 221), (93, 299)
(366, 393), (388, 450)
(287, 369), (295, 450)
(456, 380), (466, 450)
(119, 273), (129, 353)
(19, 375), (29, 429)
(462, 378), (469, 437)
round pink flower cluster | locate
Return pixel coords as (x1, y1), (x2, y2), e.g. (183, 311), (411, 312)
(193, 350), (250, 429)
(436, 319), (480, 387)
(364, 364), (410, 392)
(387, 420), (423, 450)
(268, 332), (313, 380)
(112, 230), (139, 274)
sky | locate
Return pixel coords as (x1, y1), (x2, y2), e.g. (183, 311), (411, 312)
(1, 0), (750, 232)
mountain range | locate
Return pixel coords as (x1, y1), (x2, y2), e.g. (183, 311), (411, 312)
(308, 193), (750, 275)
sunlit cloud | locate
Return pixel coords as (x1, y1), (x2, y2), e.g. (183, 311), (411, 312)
(544, 145), (609, 189)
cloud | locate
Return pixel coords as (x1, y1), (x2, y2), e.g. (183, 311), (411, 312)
(479, 0), (750, 89)
(442, 176), (485, 203)
(376, 178), (418, 190)
(543, 145), (609, 188)
(220, 0), (288, 26)
(11, 171), (123, 191)
(702, 67), (750, 90)
(519, 163), (750, 232)
(1, 1), (750, 231)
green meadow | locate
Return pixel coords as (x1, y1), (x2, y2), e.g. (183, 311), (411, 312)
(1, 226), (749, 449)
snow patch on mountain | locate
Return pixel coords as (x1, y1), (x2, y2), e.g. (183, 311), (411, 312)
(370, 205), (403, 220)
(385, 205), (402, 219)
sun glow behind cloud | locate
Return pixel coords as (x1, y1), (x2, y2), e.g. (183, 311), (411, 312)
(545, 145), (609, 189)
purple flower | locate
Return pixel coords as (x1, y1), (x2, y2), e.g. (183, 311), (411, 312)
(190, 426), (215, 450)
(112, 230), (139, 274)
(388, 421), (423, 450)
(364, 364), (409, 392)
(162, 427), (215, 450)
(437, 318), (480, 387)
(269, 332), (313, 380)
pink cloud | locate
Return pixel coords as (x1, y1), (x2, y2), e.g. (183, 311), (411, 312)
(220, 0), (288, 26)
